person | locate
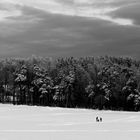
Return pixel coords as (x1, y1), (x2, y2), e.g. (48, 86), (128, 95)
(96, 117), (99, 122)
(100, 117), (102, 122)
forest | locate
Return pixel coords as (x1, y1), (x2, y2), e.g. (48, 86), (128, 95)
(0, 55), (140, 111)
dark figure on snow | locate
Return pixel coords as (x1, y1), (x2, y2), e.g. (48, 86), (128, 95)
(100, 117), (102, 122)
(96, 117), (99, 122)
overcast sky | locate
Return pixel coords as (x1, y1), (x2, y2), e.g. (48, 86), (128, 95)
(0, 0), (140, 59)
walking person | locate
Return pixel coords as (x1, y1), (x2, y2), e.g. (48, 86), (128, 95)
(96, 117), (99, 122)
(100, 117), (102, 122)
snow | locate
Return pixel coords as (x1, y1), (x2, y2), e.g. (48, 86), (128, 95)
(0, 104), (140, 140)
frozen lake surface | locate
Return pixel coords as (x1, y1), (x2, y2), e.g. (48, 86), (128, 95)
(0, 104), (140, 140)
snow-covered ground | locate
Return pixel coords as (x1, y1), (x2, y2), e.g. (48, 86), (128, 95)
(0, 104), (140, 140)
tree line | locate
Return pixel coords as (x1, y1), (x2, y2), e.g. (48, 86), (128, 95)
(0, 55), (140, 111)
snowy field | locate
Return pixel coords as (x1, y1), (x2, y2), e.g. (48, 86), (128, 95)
(0, 105), (140, 140)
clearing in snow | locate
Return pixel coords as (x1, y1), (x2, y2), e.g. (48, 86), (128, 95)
(0, 104), (140, 140)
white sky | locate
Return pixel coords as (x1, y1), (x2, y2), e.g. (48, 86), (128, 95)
(0, 0), (135, 26)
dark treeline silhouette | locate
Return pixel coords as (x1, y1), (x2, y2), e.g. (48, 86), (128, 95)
(0, 55), (140, 111)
